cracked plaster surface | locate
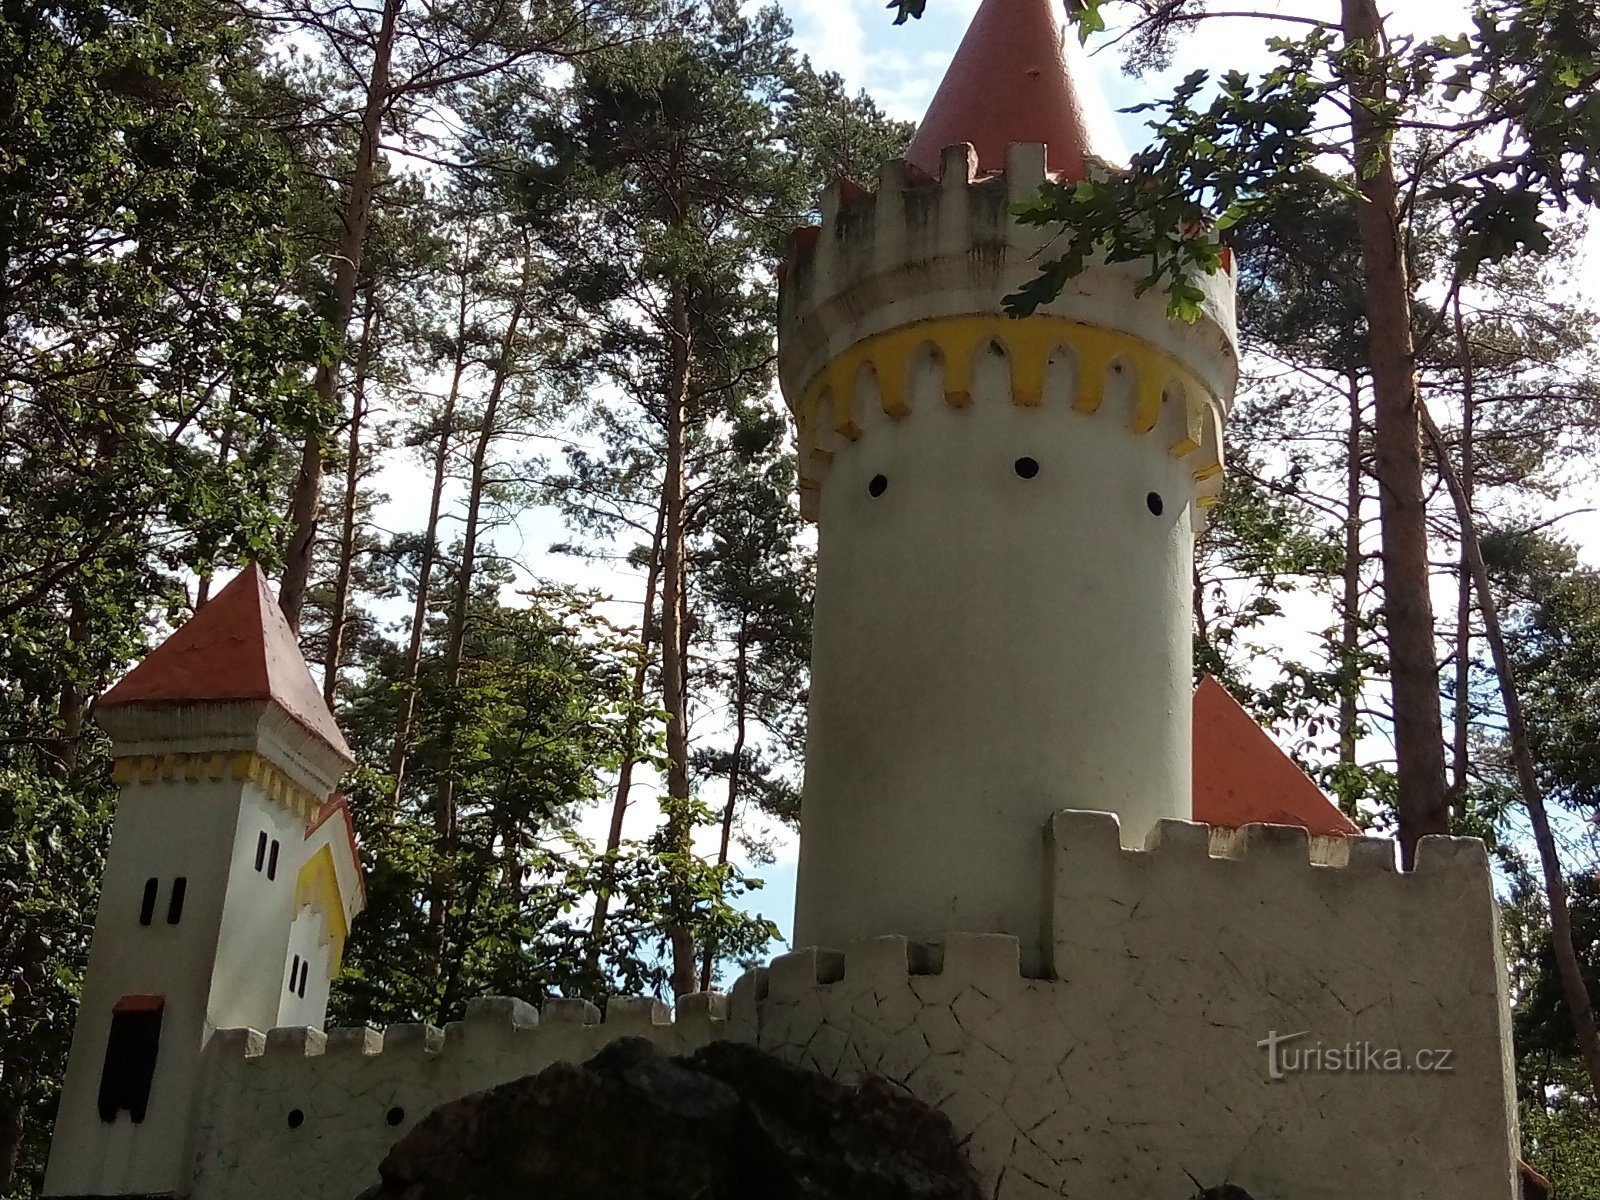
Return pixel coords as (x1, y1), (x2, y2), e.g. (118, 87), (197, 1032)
(188, 816), (1520, 1200)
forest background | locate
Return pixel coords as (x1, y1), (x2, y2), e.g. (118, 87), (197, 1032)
(5, 0), (1600, 1195)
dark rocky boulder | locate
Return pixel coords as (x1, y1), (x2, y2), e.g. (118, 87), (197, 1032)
(359, 1037), (982, 1200)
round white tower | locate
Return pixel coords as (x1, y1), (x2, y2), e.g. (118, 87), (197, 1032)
(780, 0), (1238, 962)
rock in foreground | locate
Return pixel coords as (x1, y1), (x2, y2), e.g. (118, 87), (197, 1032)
(360, 1036), (982, 1200)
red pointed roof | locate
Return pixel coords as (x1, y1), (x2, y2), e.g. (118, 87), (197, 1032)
(905, 0), (1104, 179)
(98, 565), (352, 761)
(1192, 676), (1358, 837)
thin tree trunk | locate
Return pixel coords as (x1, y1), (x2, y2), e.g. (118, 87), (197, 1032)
(196, 421), (235, 609)
(1450, 296), (1475, 803)
(662, 288), (698, 998)
(0, 1084), (22, 1195)
(389, 263), (472, 811)
(701, 626), (749, 991)
(426, 292), (525, 979)
(1342, 0), (1449, 867)
(585, 494), (667, 975)
(52, 598), (87, 777)
(1193, 564), (1214, 666)
(1339, 372), (1364, 766)
(1420, 403), (1600, 1099)
(278, 0), (403, 631)
(322, 302), (377, 711)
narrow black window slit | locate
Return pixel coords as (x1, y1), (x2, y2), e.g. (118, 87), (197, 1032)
(166, 877), (187, 925)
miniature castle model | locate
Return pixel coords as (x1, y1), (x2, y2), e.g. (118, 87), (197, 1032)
(45, 1), (1524, 1197)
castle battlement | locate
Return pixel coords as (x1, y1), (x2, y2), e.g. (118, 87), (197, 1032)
(214, 991), (733, 1065)
(180, 815), (1518, 1200)
(776, 144), (1238, 459)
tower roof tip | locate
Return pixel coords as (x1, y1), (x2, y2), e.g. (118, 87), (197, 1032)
(904, 0), (1105, 180)
(97, 564), (352, 762)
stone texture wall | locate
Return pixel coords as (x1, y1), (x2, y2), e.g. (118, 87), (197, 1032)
(185, 814), (1520, 1200)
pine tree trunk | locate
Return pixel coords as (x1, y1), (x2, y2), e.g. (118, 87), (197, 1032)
(322, 301), (376, 711)
(662, 287), (698, 998)
(0, 1086), (21, 1196)
(1450, 297), (1475, 803)
(389, 268), (471, 812)
(1339, 372), (1363, 767)
(1341, 0), (1448, 867)
(585, 494), (666, 976)
(1193, 564), (1213, 664)
(51, 596), (87, 778)
(278, 0), (403, 631)
(1420, 403), (1600, 1099)
(426, 293), (525, 981)
(701, 625), (749, 990)
(196, 421), (235, 609)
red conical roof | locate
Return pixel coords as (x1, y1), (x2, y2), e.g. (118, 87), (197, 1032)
(1192, 676), (1358, 838)
(98, 564), (352, 761)
(905, 0), (1104, 179)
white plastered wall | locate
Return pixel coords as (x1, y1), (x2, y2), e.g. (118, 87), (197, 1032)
(211, 787), (305, 1034)
(278, 907), (333, 1028)
(44, 779), (241, 1197)
(770, 816), (1521, 1200)
(188, 996), (729, 1200)
(794, 345), (1195, 961)
(181, 817), (1517, 1200)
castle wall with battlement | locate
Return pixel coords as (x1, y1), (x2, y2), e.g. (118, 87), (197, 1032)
(183, 813), (1518, 1200)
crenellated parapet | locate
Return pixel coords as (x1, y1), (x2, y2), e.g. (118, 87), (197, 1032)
(777, 144), (1238, 520)
(190, 992), (731, 1200)
(185, 815), (1520, 1200)
(746, 816), (1520, 1200)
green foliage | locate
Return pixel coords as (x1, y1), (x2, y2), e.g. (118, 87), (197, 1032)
(0, 771), (115, 1196)
(1, 1), (328, 1189)
(333, 584), (663, 1020)
(1008, 1), (1600, 318)
(1504, 862), (1600, 1194)
(1489, 533), (1600, 815)
(1007, 46), (1336, 322)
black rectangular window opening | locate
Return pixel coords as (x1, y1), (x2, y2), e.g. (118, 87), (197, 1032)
(297, 961), (308, 998)
(288, 954), (300, 993)
(137, 878), (158, 926)
(165, 877), (187, 925)
(97, 997), (164, 1123)
(267, 839), (280, 881)
(254, 831), (268, 872)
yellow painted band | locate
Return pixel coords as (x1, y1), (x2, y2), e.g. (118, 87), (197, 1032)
(111, 751), (322, 821)
(294, 843), (349, 975)
(792, 315), (1224, 506)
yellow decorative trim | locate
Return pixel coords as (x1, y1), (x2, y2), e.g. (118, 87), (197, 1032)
(1128, 375), (1163, 435)
(111, 750), (323, 820)
(792, 315), (1225, 512)
(295, 844), (349, 974)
